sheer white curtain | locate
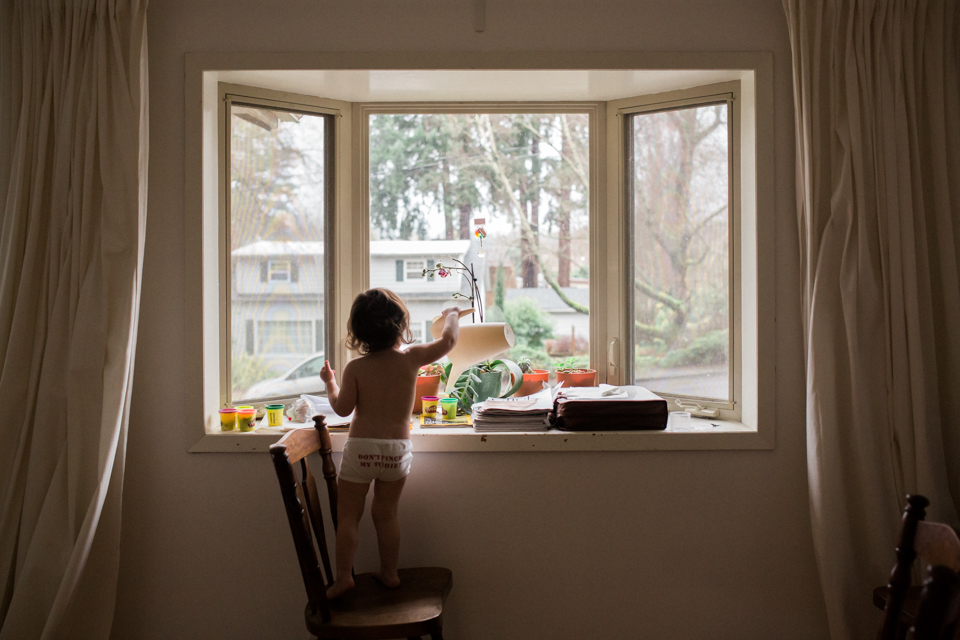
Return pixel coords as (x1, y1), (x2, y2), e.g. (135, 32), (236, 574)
(0, 1), (147, 638)
(783, 0), (960, 637)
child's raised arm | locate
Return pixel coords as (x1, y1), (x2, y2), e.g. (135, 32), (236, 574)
(320, 359), (358, 416)
(408, 306), (461, 367)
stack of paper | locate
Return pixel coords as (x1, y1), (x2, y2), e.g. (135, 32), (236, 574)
(472, 388), (555, 432)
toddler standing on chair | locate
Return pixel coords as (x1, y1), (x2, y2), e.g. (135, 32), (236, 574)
(320, 288), (461, 599)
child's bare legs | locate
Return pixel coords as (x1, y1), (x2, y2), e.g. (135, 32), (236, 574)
(371, 476), (406, 588)
(326, 478), (370, 599)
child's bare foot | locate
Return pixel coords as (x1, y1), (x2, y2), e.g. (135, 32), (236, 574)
(326, 576), (355, 600)
(373, 570), (401, 589)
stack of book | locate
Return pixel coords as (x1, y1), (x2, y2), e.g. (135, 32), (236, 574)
(472, 388), (554, 432)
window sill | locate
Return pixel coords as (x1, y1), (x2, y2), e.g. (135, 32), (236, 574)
(189, 419), (770, 453)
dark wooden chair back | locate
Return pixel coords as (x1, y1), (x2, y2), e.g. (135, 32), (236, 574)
(878, 495), (960, 640)
(269, 416), (339, 623)
(909, 564), (960, 640)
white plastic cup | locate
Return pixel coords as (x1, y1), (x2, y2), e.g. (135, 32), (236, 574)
(668, 411), (692, 432)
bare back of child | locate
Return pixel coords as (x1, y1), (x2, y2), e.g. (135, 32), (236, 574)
(320, 289), (460, 599)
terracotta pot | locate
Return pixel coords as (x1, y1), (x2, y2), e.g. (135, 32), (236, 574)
(555, 369), (596, 387)
(512, 370), (550, 397)
(413, 374), (442, 414)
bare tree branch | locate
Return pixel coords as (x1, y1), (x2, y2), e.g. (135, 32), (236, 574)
(689, 203), (728, 238)
(510, 116), (590, 191)
(480, 115), (589, 315)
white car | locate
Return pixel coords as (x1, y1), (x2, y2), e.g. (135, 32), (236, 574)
(244, 352), (325, 400)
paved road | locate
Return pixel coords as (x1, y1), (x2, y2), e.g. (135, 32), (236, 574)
(636, 364), (729, 400)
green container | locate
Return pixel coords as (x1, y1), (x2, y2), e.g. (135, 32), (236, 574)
(440, 398), (458, 420)
(473, 371), (504, 404)
(473, 369), (524, 404)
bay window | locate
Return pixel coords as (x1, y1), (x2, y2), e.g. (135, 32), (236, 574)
(186, 58), (772, 451)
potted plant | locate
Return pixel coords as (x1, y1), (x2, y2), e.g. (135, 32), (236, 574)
(554, 356), (597, 387)
(512, 357), (550, 397)
(443, 358), (523, 413)
(413, 363), (443, 414)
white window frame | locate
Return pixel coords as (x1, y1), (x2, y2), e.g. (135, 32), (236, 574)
(184, 53), (774, 453)
(405, 259), (426, 281)
(609, 81), (741, 419)
(358, 102), (606, 378)
(267, 259), (292, 282)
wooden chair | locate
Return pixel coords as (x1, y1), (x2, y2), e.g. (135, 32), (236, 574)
(908, 564), (960, 640)
(269, 416), (452, 640)
(876, 495), (960, 640)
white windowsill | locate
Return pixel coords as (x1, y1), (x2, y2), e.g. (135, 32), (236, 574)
(188, 419), (770, 453)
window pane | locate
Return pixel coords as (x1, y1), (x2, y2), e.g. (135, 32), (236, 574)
(230, 105), (327, 401)
(368, 113), (590, 373)
(629, 103), (730, 401)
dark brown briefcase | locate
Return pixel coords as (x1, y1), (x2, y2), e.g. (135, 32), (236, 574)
(551, 387), (668, 431)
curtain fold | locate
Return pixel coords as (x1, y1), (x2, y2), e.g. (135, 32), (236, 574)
(783, 0), (960, 637)
(0, 1), (148, 638)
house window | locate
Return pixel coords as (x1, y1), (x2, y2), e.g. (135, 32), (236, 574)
(224, 93), (333, 404)
(409, 323), (424, 344)
(268, 260), (292, 282)
(257, 320), (315, 355)
(405, 259), (425, 281)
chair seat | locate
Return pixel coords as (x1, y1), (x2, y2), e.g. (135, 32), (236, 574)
(874, 585), (922, 622)
(307, 567), (453, 639)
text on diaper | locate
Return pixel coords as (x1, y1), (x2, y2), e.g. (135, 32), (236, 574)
(357, 454), (404, 469)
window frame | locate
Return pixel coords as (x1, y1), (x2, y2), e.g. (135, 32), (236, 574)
(357, 102), (607, 378)
(609, 81), (742, 420)
(217, 84), (351, 409)
(184, 53), (774, 453)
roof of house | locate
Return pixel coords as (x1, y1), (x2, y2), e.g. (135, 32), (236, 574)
(370, 240), (471, 257)
(504, 286), (589, 312)
(232, 241), (322, 256)
(232, 239), (472, 258)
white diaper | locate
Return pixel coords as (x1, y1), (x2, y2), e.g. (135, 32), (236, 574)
(339, 438), (413, 484)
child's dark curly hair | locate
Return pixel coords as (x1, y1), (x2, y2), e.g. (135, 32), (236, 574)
(345, 288), (413, 354)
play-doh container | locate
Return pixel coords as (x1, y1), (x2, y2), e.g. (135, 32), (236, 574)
(440, 398), (458, 420)
(219, 408), (238, 431)
(236, 408), (257, 432)
(265, 404), (285, 427)
(421, 396), (439, 417)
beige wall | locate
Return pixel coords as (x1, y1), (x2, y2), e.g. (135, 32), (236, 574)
(113, 0), (828, 637)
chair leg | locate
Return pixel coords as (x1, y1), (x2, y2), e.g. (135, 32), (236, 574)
(430, 632), (444, 640)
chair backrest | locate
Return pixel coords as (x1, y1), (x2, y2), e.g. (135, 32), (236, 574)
(910, 564), (960, 640)
(879, 495), (960, 640)
(915, 523), (960, 572)
(269, 416), (339, 623)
